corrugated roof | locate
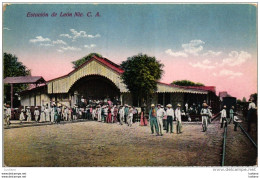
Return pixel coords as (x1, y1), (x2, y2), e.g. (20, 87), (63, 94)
(48, 55), (124, 82)
(4, 76), (46, 84)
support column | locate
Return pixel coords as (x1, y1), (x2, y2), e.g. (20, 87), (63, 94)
(163, 93), (165, 106)
(10, 84), (13, 108)
(120, 93), (123, 105)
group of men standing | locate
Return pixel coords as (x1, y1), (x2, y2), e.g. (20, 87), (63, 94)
(149, 103), (182, 136)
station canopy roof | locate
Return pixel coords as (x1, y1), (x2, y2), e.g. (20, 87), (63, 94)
(4, 76), (46, 84)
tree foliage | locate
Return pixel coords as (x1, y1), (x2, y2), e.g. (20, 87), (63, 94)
(120, 54), (164, 105)
(72, 53), (102, 69)
(4, 53), (31, 105)
(172, 80), (204, 86)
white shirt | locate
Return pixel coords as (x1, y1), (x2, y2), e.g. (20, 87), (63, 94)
(157, 108), (165, 117)
(221, 109), (226, 118)
(234, 116), (239, 122)
(248, 102), (256, 110)
(34, 110), (40, 116)
(175, 108), (181, 121)
(119, 108), (125, 116)
(6, 108), (11, 116)
(166, 108), (174, 119)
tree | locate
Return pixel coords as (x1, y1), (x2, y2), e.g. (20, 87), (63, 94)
(4, 53), (31, 106)
(72, 53), (102, 69)
(120, 54), (164, 106)
(171, 80), (205, 86)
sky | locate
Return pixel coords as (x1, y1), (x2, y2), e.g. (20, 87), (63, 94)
(3, 4), (257, 100)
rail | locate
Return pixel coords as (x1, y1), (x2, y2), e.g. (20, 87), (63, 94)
(238, 123), (257, 148)
(221, 125), (227, 166)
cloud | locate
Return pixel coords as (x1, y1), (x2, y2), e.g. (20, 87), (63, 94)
(60, 34), (72, 38)
(189, 60), (215, 69)
(53, 39), (67, 45)
(182, 40), (205, 56)
(203, 50), (222, 57)
(29, 36), (51, 43)
(87, 34), (101, 38)
(165, 39), (205, 57)
(221, 51), (251, 66)
(61, 29), (101, 40)
(213, 69), (243, 79)
(60, 46), (81, 51)
(3, 27), (11, 31)
(39, 43), (54, 47)
(84, 44), (97, 48)
(165, 49), (188, 57)
(57, 49), (64, 53)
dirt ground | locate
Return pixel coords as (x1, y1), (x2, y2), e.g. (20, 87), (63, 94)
(4, 119), (257, 167)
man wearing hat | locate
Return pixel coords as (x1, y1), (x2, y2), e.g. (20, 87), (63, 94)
(5, 104), (11, 126)
(124, 104), (129, 124)
(19, 108), (25, 124)
(229, 106), (235, 124)
(26, 107), (32, 122)
(149, 104), (159, 136)
(127, 106), (134, 127)
(97, 105), (102, 122)
(175, 104), (182, 134)
(72, 105), (77, 121)
(220, 105), (227, 128)
(200, 103), (210, 132)
(34, 107), (40, 122)
(166, 104), (174, 133)
(157, 104), (166, 136)
(64, 106), (69, 121)
(119, 105), (125, 125)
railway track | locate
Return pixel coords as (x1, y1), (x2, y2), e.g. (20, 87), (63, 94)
(221, 119), (257, 166)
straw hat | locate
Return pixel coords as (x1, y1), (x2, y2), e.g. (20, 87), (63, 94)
(27, 106), (30, 109)
(202, 103), (208, 107)
(35, 107), (38, 109)
(151, 104), (155, 107)
(177, 103), (181, 107)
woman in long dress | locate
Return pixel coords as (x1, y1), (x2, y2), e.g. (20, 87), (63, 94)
(40, 106), (45, 122)
(19, 109), (25, 123)
(51, 106), (55, 123)
(97, 106), (102, 122)
(140, 107), (147, 126)
(107, 106), (112, 123)
(113, 106), (118, 123)
(45, 106), (50, 122)
(26, 107), (32, 122)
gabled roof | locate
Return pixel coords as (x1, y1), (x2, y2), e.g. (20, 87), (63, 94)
(48, 55), (124, 82)
(4, 76), (46, 84)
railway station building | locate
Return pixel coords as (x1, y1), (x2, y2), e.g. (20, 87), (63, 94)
(19, 55), (219, 110)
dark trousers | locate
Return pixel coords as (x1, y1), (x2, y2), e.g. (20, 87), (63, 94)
(221, 117), (227, 128)
(167, 116), (173, 133)
(234, 121), (238, 131)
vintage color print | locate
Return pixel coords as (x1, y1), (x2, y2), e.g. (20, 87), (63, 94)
(3, 3), (257, 167)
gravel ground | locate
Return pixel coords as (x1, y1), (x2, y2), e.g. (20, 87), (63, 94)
(225, 122), (257, 166)
(4, 119), (257, 167)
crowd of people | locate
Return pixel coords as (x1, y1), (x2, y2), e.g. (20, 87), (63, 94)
(3, 98), (257, 135)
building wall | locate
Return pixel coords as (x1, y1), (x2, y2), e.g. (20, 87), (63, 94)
(21, 94), (30, 107)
